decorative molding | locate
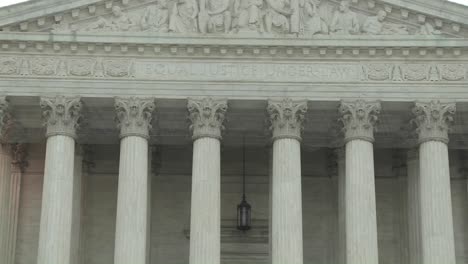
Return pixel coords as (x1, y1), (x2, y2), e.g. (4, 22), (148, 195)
(411, 100), (456, 144)
(267, 98), (308, 141)
(114, 97), (156, 139)
(40, 95), (82, 139)
(339, 99), (381, 143)
(187, 97), (228, 140)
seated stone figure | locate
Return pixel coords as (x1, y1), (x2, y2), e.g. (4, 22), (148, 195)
(330, 1), (359, 35)
(363, 10), (409, 35)
(362, 10), (387, 35)
(169, 0), (199, 33)
(83, 6), (135, 32)
(198, 0), (232, 33)
(233, 0), (264, 33)
(265, 0), (293, 34)
(140, 0), (169, 32)
(300, 0), (328, 36)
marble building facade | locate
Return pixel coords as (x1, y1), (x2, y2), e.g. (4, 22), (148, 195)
(0, 0), (468, 264)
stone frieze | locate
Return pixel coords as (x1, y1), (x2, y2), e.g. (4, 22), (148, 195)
(0, 56), (466, 83)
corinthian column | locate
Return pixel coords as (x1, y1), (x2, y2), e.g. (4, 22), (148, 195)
(339, 99), (381, 264)
(187, 98), (227, 264)
(114, 97), (155, 264)
(412, 101), (456, 264)
(37, 96), (82, 264)
(267, 98), (307, 264)
(0, 97), (12, 264)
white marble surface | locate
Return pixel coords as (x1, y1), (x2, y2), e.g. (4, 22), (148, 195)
(271, 138), (303, 264)
(189, 137), (221, 264)
(345, 139), (379, 264)
(114, 136), (149, 264)
(419, 141), (456, 264)
(37, 135), (77, 264)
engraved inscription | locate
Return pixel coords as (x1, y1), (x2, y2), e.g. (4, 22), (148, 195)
(137, 62), (361, 82)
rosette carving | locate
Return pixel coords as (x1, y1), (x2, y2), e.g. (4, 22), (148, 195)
(412, 101), (456, 144)
(339, 100), (381, 143)
(115, 97), (156, 139)
(267, 98), (308, 141)
(40, 96), (82, 138)
(187, 98), (228, 140)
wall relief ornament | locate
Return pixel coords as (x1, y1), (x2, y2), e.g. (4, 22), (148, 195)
(45, 0), (451, 37)
(187, 97), (228, 140)
(267, 98), (308, 141)
(411, 101), (456, 144)
(40, 96), (83, 139)
(10, 143), (28, 173)
(114, 97), (156, 139)
(339, 99), (381, 143)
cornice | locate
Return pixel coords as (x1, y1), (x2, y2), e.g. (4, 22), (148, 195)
(0, 32), (466, 48)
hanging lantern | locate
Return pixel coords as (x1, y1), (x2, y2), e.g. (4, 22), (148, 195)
(237, 197), (251, 231)
(237, 135), (251, 231)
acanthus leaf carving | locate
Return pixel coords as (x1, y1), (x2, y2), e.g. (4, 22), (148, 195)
(339, 99), (381, 143)
(40, 95), (83, 139)
(115, 97), (156, 139)
(267, 98), (308, 141)
(411, 100), (456, 144)
(187, 97), (228, 140)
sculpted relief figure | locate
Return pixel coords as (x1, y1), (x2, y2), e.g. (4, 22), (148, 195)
(265, 0), (293, 34)
(83, 6), (136, 31)
(419, 22), (441, 35)
(198, 0), (232, 33)
(362, 10), (386, 34)
(169, 0), (199, 33)
(140, 0), (169, 32)
(300, 0), (328, 36)
(233, 0), (264, 33)
(362, 10), (409, 35)
(330, 1), (359, 35)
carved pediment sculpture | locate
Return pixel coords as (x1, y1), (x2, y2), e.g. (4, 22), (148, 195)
(2, 0), (467, 38)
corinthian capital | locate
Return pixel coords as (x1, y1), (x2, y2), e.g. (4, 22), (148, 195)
(339, 100), (381, 143)
(412, 101), (456, 144)
(40, 96), (82, 139)
(188, 98), (228, 140)
(115, 97), (156, 139)
(267, 98), (308, 141)
(0, 97), (11, 141)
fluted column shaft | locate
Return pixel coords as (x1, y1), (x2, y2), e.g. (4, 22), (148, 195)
(7, 144), (27, 264)
(114, 136), (149, 264)
(114, 97), (155, 264)
(412, 101), (456, 264)
(271, 138), (303, 264)
(336, 148), (346, 264)
(38, 135), (76, 264)
(419, 141), (455, 264)
(189, 137), (221, 264)
(37, 96), (82, 264)
(339, 100), (381, 264)
(267, 98), (307, 264)
(188, 98), (227, 264)
(407, 149), (421, 264)
(0, 144), (12, 264)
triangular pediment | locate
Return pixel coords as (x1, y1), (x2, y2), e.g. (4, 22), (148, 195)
(0, 0), (467, 38)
